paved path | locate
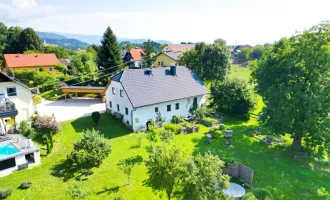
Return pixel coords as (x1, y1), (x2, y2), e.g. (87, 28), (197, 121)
(37, 98), (106, 122)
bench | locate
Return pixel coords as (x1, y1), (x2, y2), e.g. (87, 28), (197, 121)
(294, 152), (308, 160)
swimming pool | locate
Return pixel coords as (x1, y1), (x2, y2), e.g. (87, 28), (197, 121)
(0, 143), (20, 158)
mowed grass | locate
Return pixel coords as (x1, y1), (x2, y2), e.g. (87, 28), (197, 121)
(0, 112), (329, 199)
(0, 65), (329, 199)
(228, 65), (251, 82)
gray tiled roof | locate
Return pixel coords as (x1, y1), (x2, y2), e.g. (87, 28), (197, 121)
(163, 51), (182, 61)
(111, 66), (209, 108)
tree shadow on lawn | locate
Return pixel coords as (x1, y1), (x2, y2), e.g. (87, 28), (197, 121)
(96, 186), (121, 195)
(51, 159), (94, 182)
(191, 122), (330, 199)
(70, 114), (132, 139)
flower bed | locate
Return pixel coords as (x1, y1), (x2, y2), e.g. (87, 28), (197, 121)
(201, 117), (218, 127)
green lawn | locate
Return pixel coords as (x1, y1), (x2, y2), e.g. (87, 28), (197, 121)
(0, 111), (329, 199)
(228, 65), (251, 82)
(1, 66), (329, 199)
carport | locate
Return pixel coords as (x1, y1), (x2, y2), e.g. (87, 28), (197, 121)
(61, 86), (106, 102)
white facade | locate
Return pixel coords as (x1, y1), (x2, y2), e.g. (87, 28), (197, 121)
(134, 60), (142, 68)
(105, 81), (207, 132)
(0, 82), (33, 122)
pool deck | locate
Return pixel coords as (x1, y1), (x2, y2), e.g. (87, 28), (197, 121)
(0, 133), (40, 162)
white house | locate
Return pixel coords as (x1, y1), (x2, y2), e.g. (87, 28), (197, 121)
(105, 66), (209, 132)
(0, 72), (34, 125)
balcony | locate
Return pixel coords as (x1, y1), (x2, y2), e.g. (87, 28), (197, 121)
(0, 98), (18, 118)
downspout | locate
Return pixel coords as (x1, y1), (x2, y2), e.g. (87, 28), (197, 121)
(131, 108), (136, 132)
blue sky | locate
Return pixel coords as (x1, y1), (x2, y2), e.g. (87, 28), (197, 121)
(0, 0), (329, 45)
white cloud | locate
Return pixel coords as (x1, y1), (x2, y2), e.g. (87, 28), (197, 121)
(12, 0), (37, 8)
(0, 0), (55, 23)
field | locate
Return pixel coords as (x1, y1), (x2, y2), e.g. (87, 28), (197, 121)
(1, 66), (329, 199)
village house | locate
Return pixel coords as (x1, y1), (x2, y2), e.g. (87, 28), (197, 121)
(161, 44), (195, 53)
(123, 48), (145, 68)
(153, 51), (181, 67)
(105, 66), (209, 132)
(3, 54), (61, 76)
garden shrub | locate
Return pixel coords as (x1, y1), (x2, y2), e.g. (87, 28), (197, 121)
(171, 115), (183, 124)
(0, 187), (13, 199)
(68, 181), (89, 200)
(159, 129), (174, 144)
(67, 129), (111, 169)
(164, 123), (179, 134)
(18, 120), (33, 137)
(204, 117), (217, 123)
(91, 111), (101, 126)
(211, 78), (257, 119)
(19, 181), (32, 189)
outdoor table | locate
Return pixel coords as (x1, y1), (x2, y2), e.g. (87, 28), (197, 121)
(223, 182), (246, 199)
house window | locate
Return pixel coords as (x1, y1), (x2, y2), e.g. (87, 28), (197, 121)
(176, 103), (179, 110)
(6, 87), (17, 97)
(117, 104), (120, 112)
(49, 67), (53, 72)
(155, 107), (159, 113)
(167, 105), (171, 112)
(161, 61), (164, 66)
(109, 101), (112, 108)
(158, 61), (161, 65)
(120, 89), (124, 97)
(112, 87), (116, 95)
(187, 98), (191, 105)
(125, 107), (128, 115)
(34, 68), (39, 71)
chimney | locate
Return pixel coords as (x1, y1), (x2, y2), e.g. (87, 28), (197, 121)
(170, 65), (177, 76)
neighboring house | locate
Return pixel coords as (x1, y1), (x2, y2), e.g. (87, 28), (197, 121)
(105, 66), (209, 132)
(3, 54), (60, 76)
(153, 52), (182, 67)
(58, 58), (71, 71)
(231, 45), (253, 61)
(0, 72), (34, 125)
(162, 44), (195, 53)
(120, 50), (127, 60)
(123, 48), (145, 68)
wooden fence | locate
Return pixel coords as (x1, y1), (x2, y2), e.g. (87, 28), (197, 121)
(223, 163), (254, 187)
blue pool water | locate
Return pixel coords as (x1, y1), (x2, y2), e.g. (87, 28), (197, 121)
(0, 143), (20, 158)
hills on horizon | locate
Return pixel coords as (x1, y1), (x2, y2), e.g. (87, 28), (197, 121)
(37, 31), (172, 49)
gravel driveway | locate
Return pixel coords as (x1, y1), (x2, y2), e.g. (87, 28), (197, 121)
(37, 98), (106, 122)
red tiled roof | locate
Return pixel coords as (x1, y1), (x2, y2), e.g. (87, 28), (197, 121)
(166, 44), (195, 52)
(4, 54), (60, 68)
(129, 48), (145, 61)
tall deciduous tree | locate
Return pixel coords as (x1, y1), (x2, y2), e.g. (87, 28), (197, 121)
(98, 26), (122, 72)
(145, 144), (187, 200)
(183, 152), (230, 200)
(141, 39), (155, 68)
(214, 38), (227, 46)
(249, 45), (264, 60)
(252, 22), (330, 153)
(4, 26), (23, 54)
(18, 28), (42, 52)
(178, 42), (230, 82)
(0, 22), (7, 60)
